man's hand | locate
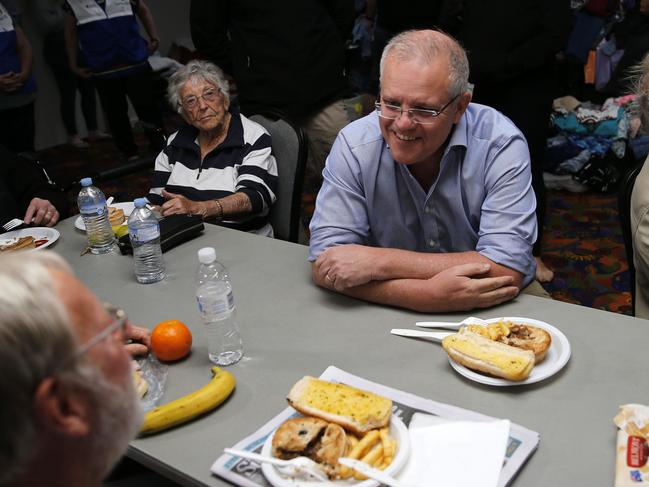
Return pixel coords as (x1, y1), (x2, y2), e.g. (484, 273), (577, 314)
(425, 263), (519, 311)
(161, 190), (202, 217)
(23, 198), (59, 227)
(70, 65), (92, 79)
(314, 244), (381, 290)
(0, 72), (22, 92)
(125, 323), (151, 357)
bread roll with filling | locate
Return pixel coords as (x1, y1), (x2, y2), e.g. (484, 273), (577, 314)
(442, 330), (535, 381)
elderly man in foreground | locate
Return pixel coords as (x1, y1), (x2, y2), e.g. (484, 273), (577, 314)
(309, 30), (537, 312)
(0, 252), (144, 486)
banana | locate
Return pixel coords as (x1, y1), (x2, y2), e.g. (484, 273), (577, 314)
(140, 366), (236, 435)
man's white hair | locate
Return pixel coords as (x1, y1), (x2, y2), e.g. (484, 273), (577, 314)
(0, 252), (80, 484)
(379, 29), (470, 98)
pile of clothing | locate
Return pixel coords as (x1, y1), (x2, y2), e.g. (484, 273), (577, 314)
(544, 94), (640, 192)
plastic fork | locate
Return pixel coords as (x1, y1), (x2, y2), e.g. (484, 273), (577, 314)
(338, 457), (416, 487)
(223, 448), (328, 481)
(391, 329), (452, 342)
(415, 316), (489, 330)
(2, 218), (23, 232)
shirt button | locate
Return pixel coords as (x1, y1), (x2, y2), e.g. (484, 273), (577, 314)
(428, 239), (436, 248)
(425, 205), (433, 214)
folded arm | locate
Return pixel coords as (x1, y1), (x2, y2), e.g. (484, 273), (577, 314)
(313, 244), (524, 289)
(311, 260), (519, 313)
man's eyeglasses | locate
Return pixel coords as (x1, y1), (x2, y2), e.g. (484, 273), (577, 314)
(181, 88), (221, 111)
(75, 303), (128, 357)
(375, 94), (460, 124)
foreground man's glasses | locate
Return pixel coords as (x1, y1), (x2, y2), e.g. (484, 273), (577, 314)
(375, 94), (460, 124)
(75, 303), (128, 357)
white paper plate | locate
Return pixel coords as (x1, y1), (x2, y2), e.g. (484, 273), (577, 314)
(261, 415), (410, 487)
(75, 202), (134, 231)
(0, 227), (60, 251)
(448, 316), (571, 386)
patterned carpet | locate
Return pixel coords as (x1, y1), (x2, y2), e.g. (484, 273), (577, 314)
(540, 189), (631, 315)
(38, 138), (632, 316)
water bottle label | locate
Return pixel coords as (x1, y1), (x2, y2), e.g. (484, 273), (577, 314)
(80, 204), (106, 216)
(197, 291), (234, 315)
(129, 226), (160, 243)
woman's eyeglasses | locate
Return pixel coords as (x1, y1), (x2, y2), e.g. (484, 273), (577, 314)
(182, 88), (221, 111)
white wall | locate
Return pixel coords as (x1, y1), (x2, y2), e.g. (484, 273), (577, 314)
(18, 0), (191, 150)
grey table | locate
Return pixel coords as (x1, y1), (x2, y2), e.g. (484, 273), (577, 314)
(54, 217), (647, 486)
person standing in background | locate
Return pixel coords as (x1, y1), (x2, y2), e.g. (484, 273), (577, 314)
(32, 0), (110, 149)
(63, 0), (164, 160)
(0, 0), (37, 153)
(454, 0), (572, 283)
(190, 0), (361, 193)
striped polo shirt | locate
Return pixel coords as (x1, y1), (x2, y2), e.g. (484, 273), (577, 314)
(148, 110), (278, 232)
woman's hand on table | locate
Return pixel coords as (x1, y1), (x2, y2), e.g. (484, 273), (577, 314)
(125, 323), (151, 357)
(161, 190), (205, 217)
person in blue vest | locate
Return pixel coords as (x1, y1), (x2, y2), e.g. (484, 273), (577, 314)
(0, 1), (37, 154)
(63, 0), (164, 160)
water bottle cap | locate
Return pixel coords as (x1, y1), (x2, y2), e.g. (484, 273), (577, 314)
(134, 198), (147, 208)
(198, 247), (216, 264)
(80, 177), (92, 187)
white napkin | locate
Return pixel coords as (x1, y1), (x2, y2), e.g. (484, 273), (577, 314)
(397, 413), (510, 487)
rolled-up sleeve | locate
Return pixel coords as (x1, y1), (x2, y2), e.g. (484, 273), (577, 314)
(308, 132), (371, 261)
(147, 132), (177, 206)
(236, 131), (278, 214)
(476, 133), (537, 286)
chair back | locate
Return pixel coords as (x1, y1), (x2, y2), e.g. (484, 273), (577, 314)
(249, 112), (308, 242)
(618, 161), (645, 315)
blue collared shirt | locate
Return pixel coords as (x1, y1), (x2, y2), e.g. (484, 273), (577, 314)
(308, 103), (537, 286)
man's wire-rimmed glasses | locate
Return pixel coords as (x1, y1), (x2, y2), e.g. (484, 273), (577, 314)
(182, 87), (221, 111)
(75, 303), (128, 357)
(375, 93), (460, 124)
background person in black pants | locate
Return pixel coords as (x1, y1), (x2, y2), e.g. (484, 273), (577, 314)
(33, 0), (110, 149)
(0, 0), (37, 154)
(63, 0), (164, 160)
(454, 0), (572, 282)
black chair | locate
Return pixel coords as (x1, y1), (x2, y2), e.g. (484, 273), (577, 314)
(249, 111), (308, 243)
(618, 161), (645, 315)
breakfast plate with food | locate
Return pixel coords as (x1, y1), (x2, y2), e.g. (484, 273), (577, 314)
(75, 202), (135, 231)
(0, 227), (60, 252)
(248, 377), (410, 487)
(443, 317), (571, 387)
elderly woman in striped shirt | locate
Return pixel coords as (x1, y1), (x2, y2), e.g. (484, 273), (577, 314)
(148, 60), (277, 236)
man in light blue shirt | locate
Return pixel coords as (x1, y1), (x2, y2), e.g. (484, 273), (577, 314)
(309, 29), (537, 312)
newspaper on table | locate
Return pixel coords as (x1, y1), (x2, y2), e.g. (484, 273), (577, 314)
(211, 365), (539, 486)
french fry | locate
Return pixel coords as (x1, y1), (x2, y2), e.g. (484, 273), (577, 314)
(339, 434), (361, 479)
(340, 430), (380, 480)
(347, 429), (380, 460)
(353, 442), (383, 480)
(379, 433), (396, 470)
(379, 428), (394, 457)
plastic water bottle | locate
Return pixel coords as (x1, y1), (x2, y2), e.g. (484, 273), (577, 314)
(77, 177), (115, 254)
(196, 247), (243, 365)
(128, 198), (165, 284)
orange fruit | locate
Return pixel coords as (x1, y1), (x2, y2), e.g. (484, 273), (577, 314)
(151, 320), (193, 362)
